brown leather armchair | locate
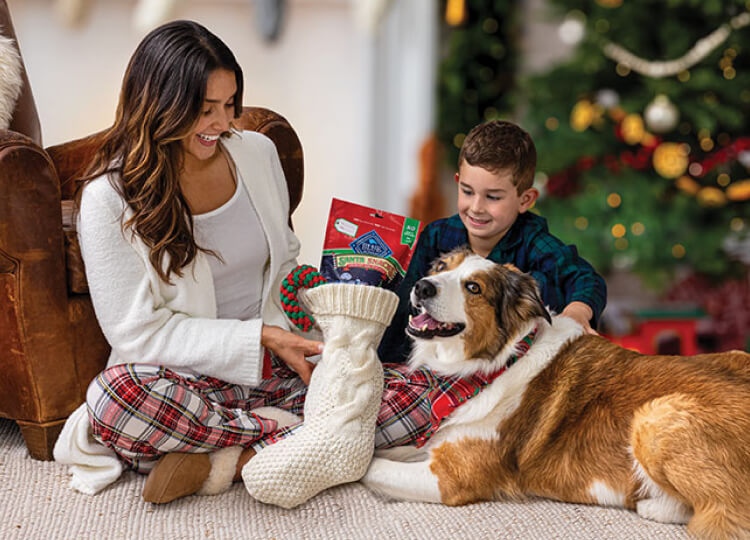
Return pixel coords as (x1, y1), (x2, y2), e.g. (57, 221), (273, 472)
(0, 1), (304, 460)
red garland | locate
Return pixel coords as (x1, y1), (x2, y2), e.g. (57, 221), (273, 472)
(695, 137), (750, 176)
(544, 135), (750, 198)
(280, 265), (328, 332)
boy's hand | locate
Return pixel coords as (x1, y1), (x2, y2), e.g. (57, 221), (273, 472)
(561, 302), (598, 335)
(261, 325), (324, 384)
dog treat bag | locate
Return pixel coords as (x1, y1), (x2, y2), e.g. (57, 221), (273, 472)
(320, 198), (422, 291)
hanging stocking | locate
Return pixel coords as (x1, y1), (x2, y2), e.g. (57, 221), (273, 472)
(242, 283), (398, 508)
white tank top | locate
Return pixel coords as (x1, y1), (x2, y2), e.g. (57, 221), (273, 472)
(193, 174), (270, 320)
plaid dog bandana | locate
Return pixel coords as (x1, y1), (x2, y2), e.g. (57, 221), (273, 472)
(414, 325), (539, 448)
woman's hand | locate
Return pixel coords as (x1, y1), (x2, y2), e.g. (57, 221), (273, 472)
(261, 325), (324, 384)
(561, 302), (599, 335)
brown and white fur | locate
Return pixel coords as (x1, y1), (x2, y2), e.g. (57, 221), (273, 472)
(362, 249), (750, 540)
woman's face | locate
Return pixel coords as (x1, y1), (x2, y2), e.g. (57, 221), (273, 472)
(181, 68), (237, 164)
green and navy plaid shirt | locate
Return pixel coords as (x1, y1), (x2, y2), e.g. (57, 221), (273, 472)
(378, 212), (607, 363)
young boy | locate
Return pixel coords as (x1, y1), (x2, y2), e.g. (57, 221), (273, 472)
(379, 120), (607, 363)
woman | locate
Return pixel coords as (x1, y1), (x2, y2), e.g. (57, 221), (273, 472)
(54, 20), (434, 505)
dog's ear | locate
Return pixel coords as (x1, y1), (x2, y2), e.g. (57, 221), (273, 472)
(519, 273), (552, 325)
(494, 268), (551, 330)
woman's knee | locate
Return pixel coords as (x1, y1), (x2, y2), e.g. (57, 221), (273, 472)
(86, 363), (158, 426)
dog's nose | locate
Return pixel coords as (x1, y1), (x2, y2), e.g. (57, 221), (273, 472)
(414, 278), (437, 300)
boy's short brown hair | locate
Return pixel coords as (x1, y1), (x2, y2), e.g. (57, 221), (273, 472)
(458, 120), (537, 193)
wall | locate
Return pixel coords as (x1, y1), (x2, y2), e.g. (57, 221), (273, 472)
(8, 0), (371, 266)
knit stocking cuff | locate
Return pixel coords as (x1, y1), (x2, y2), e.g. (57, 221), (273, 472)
(300, 283), (398, 327)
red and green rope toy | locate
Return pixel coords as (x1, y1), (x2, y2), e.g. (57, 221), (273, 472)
(280, 265), (328, 332)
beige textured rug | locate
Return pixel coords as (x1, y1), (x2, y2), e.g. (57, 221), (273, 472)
(0, 419), (690, 540)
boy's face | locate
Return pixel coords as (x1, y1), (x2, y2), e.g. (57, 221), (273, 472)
(456, 162), (538, 249)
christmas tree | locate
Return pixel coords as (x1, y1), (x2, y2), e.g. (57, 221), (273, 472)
(523, 0), (750, 291)
(437, 0), (519, 168)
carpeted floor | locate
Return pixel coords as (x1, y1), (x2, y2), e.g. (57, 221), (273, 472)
(0, 418), (690, 540)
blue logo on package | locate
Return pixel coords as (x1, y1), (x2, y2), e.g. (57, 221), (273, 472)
(349, 230), (393, 258)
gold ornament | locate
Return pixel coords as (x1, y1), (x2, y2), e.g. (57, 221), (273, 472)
(675, 175), (701, 195)
(726, 179), (750, 201)
(571, 100), (596, 131)
(621, 113), (645, 145)
(652, 142), (688, 178)
(697, 186), (727, 207)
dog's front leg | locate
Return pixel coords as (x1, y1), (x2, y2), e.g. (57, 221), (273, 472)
(362, 457), (442, 503)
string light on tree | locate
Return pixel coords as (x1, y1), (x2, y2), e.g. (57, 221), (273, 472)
(726, 179), (750, 201)
(672, 244), (686, 258)
(697, 186), (727, 207)
(607, 193), (622, 208)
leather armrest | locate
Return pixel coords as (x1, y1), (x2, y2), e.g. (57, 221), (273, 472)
(236, 107), (304, 216)
(0, 129), (79, 421)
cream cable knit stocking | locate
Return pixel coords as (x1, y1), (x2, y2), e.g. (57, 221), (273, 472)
(242, 283), (398, 508)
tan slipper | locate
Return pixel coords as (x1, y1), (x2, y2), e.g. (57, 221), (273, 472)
(142, 452), (211, 504)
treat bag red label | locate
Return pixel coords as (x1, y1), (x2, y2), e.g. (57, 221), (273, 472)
(320, 198), (422, 290)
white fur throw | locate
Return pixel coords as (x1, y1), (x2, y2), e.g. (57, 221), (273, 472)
(0, 31), (23, 130)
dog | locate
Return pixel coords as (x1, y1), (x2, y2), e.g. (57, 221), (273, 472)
(362, 248), (750, 540)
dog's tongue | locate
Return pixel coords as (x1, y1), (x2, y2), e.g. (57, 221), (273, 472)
(411, 312), (439, 330)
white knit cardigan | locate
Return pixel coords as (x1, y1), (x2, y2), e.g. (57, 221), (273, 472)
(54, 130), (304, 494)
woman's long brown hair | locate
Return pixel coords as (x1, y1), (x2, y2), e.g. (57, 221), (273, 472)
(75, 20), (243, 283)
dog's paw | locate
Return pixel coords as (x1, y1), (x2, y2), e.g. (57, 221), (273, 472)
(361, 458), (395, 499)
(636, 496), (692, 524)
(361, 457), (442, 503)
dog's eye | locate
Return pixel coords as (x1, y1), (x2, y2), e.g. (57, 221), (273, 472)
(434, 261), (447, 272)
(465, 281), (481, 294)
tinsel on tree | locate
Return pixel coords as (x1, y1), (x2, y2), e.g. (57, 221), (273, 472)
(523, 0), (750, 291)
(437, 0), (519, 168)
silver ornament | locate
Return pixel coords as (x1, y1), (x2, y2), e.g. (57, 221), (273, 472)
(559, 12), (586, 46)
(738, 150), (750, 168)
(644, 94), (679, 134)
(595, 89), (620, 109)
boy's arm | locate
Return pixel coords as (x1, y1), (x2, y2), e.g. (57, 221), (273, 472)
(378, 230), (435, 363)
(526, 232), (607, 330)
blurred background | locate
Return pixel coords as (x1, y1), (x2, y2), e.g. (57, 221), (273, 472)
(8, 0), (749, 352)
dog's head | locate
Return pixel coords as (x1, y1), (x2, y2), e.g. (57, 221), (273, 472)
(407, 248), (551, 366)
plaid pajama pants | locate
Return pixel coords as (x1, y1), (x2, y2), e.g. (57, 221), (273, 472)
(87, 359), (434, 473)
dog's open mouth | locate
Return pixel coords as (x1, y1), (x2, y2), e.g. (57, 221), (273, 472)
(407, 309), (465, 339)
